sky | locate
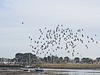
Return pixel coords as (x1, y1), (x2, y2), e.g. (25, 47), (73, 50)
(0, 0), (100, 59)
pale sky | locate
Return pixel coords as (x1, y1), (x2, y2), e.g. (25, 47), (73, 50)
(0, 0), (100, 59)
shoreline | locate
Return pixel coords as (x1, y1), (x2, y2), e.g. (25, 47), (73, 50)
(0, 67), (100, 75)
(0, 64), (100, 75)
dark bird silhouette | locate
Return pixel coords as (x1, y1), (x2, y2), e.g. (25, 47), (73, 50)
(29, 25), (98, 58)
(87, 36), (89, 38)
(85, 45), (88, 49)
(96, 41), (98, 44)
(29, 36), (30, 39)
(82, 34), (84, 37)
(22, 22), (24, 24)
(77, 53), (79, 54)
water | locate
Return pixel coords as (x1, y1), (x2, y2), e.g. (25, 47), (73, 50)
(43, 69), (100, 75)
(0, 68), (100, 75)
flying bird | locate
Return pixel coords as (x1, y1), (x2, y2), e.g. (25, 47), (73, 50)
(29, 25), (98, 59)
(22, 22), (24, 24)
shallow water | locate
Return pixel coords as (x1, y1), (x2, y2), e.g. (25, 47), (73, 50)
(21, 68), (100, 75)
(0, 68), (100, 75)
(44, 69), (100, 75)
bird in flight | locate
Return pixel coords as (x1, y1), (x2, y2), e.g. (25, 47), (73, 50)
(22, 22), (24, 24)
(28, 25), (99, 58)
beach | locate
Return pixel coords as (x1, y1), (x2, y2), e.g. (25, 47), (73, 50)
(1, 63), (100, 75)
(0, 69), (49, 75)
(0, 68), (100, 75)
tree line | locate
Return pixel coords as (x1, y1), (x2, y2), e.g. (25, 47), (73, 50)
(14, 53), (100, 64)
(0, 53), (100, 65)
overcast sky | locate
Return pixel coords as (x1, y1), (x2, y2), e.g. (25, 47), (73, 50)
(0, 0), (100, 59)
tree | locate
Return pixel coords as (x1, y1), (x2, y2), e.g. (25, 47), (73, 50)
(47, 56), (51, 63)
(15, 53), (23, 63)
(43, 57), (47, 62)
(59, 57), (63, 63)
(55, 56), (59, 63)
(64, 56), (70, 62)
(81, 58), (93, 63)
(96, 57), (100, 61)
(74, 57), (80, 63)
(15, 53), (38, 64)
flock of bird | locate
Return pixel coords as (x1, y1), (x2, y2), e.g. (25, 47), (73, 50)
(29, 25), (98, 57)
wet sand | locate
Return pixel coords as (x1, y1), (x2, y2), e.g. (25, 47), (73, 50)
(0, 70), (50, 75)
(1, 63), (100, 75)
(1, 67), (100, 75)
